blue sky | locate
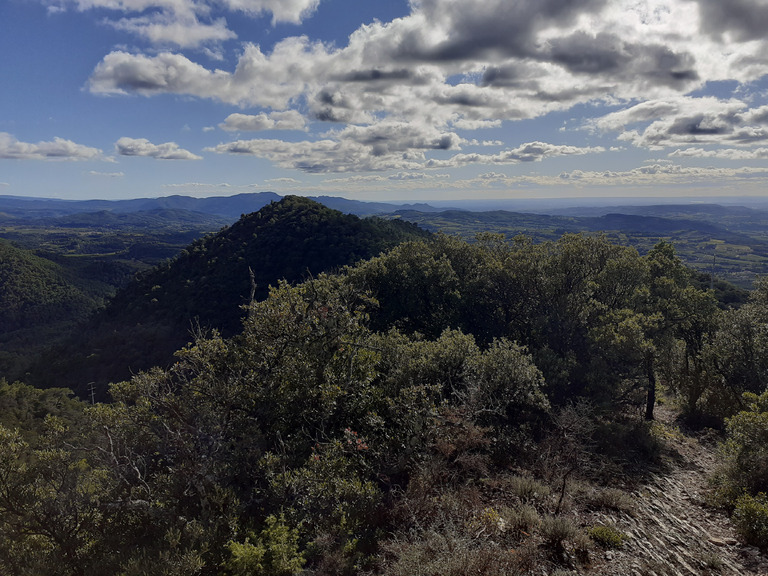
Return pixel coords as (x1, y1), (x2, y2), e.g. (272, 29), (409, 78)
(1, 0), (768, 201)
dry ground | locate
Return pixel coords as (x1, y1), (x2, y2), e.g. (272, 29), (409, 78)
(587, 405), (768, 576)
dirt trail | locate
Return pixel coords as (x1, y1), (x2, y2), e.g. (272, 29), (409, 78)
(591, 405), (768, 576)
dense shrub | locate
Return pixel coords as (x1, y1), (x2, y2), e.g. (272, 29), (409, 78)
(732, 493), (768, 550)
(223, 515), (305, 576)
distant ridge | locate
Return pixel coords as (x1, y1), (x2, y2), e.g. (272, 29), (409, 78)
(0, 192), (283, 220)
(0, 192), (448, 221)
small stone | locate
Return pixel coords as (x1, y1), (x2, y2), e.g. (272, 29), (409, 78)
(710, 537), (727, 546)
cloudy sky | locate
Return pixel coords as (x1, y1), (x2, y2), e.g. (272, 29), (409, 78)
(2, 0), (768, 201)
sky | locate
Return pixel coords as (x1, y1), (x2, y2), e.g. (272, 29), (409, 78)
(1, 0), (768, 202)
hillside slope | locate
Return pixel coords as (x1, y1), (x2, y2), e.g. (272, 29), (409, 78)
(27, 196), (429, 396)
(0, 239), (94, 332)
(0, 240), (99, 376)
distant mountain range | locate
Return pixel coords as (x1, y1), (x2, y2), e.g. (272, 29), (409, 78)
(5, 192), (768, 221)
(0, 192), (447, 221)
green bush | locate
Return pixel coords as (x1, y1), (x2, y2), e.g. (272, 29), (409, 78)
(709, 390), (768, 514)
(223, 515), (305, 576)
(732, 493), (768, 550)
(587, 524), (629, 549)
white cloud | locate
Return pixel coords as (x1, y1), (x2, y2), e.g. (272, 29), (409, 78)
(205, 137), (419, 172)
(595, 98), (768, 149)
(219, 0), (321, 25)
(466, 139), (503, 146)
(558, 163), (768, 185)
(477, 172), (508, 180)
(115, 137), (202, 159)
(87, 170), (125, 177)
(325, 172), (450, 183)
(107, 14), (236, 48)
(219, 111), (307, 131)
(162, 181), (233, 188)
(206, 132), (604, 173)
(89, 39), (335, 110)
(425, 142), (606, 168)
(45, 0), (322, 48)
(206, 120), (468, 172)
(0, 132), (102, 160)
(451, 118), (502, 130)
(80, 0), (768, 178)
(0, 182), (9, 187)
(86, 0), (768, 115)
(669, 147), (768, 160)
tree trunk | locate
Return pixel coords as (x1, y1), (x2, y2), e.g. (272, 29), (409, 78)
(645, 355), (656, 421)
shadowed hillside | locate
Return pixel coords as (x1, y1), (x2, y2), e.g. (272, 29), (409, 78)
(0, 240), (103, 376)
(25, 196), (429, 397)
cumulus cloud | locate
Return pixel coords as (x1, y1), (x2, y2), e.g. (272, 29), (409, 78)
(206, 131), (603, 173)
(220, 0), (321, 25)
(0, 132), (102, 160)
(86, 0), (767, 139)
(595, 98), (768, 148)
(451, 118), (502, 130)
(90, 51), (228, 97)
(115, 137), (202, 159)
(45, 0), (322, 47)
(162, 182), (233, 189)
(219, 111), (307, 131)
(694, 0), (768, 42)
(425, 142), (606, 168)
(205, 137), (422, 172)
(206, 120), (469, 172)
(107, 14), (236, 48)
(86, 0), (768, 107)
(669, 147), (768, 160)
(79, 0), (768, 178)
(477, 172), (508, 180)
(559, 163), (768, 185)
(89, 39), (335, 110)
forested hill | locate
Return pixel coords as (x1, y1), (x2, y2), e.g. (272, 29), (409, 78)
(105, 196), (428, 333)
(7, 231), (768, 575)
(28, 196), (429, 396)
(0, 241), (99, 378)
(0, 239), (94, 334)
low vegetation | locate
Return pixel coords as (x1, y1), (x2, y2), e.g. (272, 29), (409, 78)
(2, 197), (768, 573)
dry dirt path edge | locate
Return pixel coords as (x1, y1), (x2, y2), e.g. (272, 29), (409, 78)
(587, 405), (768, 576)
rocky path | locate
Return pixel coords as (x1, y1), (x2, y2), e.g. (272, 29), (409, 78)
(591, 406), (768, 576)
